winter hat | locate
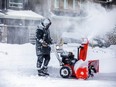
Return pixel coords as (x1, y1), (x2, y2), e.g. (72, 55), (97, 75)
(42, 18), (51, 27)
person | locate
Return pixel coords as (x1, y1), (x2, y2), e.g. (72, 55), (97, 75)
(36, 18), (52, 76)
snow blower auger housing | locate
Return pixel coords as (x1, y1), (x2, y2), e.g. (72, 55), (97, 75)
(59, 41), (99, 80)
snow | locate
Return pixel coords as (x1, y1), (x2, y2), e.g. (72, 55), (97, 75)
(62, 32), (82, 40)
(0, 12), (5, 19)
(0, 12), (4, 16)
(0, 43), (116, 87)
(0, 1), (116, 87)
(5, 10), (44, 20)
(60, 2), (116, 41)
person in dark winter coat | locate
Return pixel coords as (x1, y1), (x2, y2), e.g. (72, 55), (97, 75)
(36, 18), (52, 76)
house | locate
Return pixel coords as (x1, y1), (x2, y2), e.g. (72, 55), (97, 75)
(0, 0), (44, 44)
(36, 0), (115, 43)
(50, 0), (83, 17)
(29, 0), (95, 42)
(41, 0), (89, 42)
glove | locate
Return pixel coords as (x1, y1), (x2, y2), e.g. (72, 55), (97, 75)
(79, 45), (84, 48)
(42, 41), (48, 47)
(39, 39), (44, 43)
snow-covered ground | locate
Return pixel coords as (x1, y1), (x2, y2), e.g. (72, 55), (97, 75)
(0, 43), (116, 87)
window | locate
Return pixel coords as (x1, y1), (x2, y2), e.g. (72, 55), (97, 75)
(9, 0), (23, 9)
(54, 0), (59, 8)
(64, 0), (68, 9)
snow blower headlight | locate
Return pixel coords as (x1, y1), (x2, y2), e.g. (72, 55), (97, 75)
(56, 45), (60, 49)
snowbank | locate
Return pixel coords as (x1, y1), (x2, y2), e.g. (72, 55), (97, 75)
(0, 43), (116, 87)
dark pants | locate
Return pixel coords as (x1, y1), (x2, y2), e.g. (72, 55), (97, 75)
(37, 54), (50, 68)
(36, 40), (51, 69)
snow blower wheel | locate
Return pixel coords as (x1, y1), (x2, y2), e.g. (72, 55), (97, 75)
(60, 66), (72, 78)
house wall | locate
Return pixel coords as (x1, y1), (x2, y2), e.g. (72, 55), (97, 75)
(0, 0), (2, 9)
(5, 19), (40, 44)
(0, 0), (42, 44)
(0, 24), (7, 43)
(50, 0), (82, 17)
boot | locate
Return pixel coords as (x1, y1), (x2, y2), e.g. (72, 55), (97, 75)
(38, 69), (46, 76)
(41, 66), (49, 76)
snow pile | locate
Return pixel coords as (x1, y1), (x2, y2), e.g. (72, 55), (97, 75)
(0, 43), (116, 87)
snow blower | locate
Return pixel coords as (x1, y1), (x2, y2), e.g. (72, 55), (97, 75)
(55, 40), (99, 80)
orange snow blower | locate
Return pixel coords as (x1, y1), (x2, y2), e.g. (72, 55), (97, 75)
(58, 41), (99, 80)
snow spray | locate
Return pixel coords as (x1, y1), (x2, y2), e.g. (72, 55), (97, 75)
(60, 2), (116, 42)
(76, 2), (116, 40)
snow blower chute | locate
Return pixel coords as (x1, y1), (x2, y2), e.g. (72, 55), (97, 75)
(56, 40), (99, 80)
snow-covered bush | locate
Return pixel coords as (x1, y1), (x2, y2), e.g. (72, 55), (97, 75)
(106, 27), (116, 45)
(89, 38), (110, 48)
(89, 27), (116, 48)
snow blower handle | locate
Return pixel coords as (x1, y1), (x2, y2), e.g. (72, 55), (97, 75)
(53, 44), (64, 66)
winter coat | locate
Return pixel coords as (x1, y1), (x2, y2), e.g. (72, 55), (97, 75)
(36, 23), (52, 55)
